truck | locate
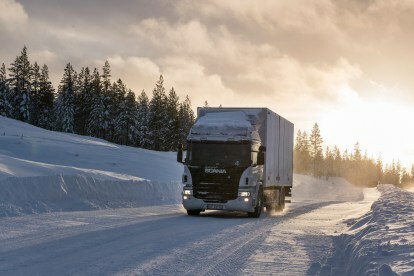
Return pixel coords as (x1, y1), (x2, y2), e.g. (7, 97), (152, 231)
(177, 107), (294, 217)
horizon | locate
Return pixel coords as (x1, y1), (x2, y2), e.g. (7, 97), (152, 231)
(1, 0), (413, 168)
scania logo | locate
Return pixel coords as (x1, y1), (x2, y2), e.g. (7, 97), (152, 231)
(205, 167), (227, 174)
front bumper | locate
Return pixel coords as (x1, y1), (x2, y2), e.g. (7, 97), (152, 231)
(182, 194), (256, 212)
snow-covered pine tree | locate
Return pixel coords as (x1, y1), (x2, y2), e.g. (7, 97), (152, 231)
(55, 63), (76, 133)
(37, 64), (55, 129)
(136, 90), (151, 148)
(165, 87), (180, 151)
(116, 90), (139, 146)
(30, 62), (41, 126)
(178, 95), (194, 147)
(74, 67), (92, 135)
(148, 75), (168, 151)
(0, 63), (12, 117)
(101, 61), (112, 140)
(107, 81), (119, 142)
(112, 79), (128, 144)
(8, 46), (32, 122)
(87, 68), (105, 138)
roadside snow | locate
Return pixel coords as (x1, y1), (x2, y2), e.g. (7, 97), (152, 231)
(0, 116), (182, 217)
(320, 184), (414, 276)
(0, 175), (181, 217)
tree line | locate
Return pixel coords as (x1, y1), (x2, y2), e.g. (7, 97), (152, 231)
(294, 123), (414, 187)
(0, 46), (194, 151)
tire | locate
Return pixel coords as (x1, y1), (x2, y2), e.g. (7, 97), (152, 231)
(280, 187), (286, 210)
(268, 189), (285, 212)
(187, 210), (201, 216)
(248, 187), (263, 218)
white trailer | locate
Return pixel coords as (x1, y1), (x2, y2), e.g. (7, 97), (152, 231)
(177, 107), (294, 217)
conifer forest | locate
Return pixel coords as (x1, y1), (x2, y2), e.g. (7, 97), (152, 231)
(0, 47), (194, 151)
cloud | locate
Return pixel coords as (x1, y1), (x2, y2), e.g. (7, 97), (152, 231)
(160, 57), (236, 107)
(0, 0), (28, 31)
(31, 49), (57, 64)
(101, 55), (161, 95)
(128, 18), (214, 55)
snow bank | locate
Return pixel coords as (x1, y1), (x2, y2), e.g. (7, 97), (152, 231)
(0, 174), (182, 217)
(292, 174), (363, 202)
(323, 184), (414, 275)
(0, 116), (183, 217)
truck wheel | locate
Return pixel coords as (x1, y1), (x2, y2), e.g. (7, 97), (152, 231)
(280, 187), (285, 210)
(187, 210), (201, 216)
(248, 187), (263, 218)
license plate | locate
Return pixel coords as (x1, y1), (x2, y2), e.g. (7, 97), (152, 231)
(207, 204), (223, 210)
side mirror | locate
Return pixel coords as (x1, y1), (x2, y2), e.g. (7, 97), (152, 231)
(257, 145), (266, 165)
(177, 144), (183, 163)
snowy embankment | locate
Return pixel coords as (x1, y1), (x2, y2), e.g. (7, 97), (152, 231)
(0, 116), (182, 217)
(324, 185), (414, 276)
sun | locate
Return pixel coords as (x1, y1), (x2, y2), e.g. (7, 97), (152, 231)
(319, 93), (414, 169)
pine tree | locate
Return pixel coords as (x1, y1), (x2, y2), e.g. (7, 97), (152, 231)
(333, 146), (342, 176)
(55, 63), (76, 133)
(101, 61), (112, 140)
(8, 46), (32, 121)
(74, 67), (92, 135)
(353, 142), (362, 162)
(165, 87), (180, 151)
(400, 168), (411, 187)
(137, 90), (151, 148)
(324, 146), (334, 178)
(37, 64), (55, 129)
(309, 123), (323, 177)
(0, 63), (11, 117)
(148, 75), (168, 151)
(30, 62), (41, 126)
(116, 90), (138, 145)
(178, 95), (195, 147)
(294, 129), (303, 173)
(87, 68), (105, 137)
(294, 130), (311, 174)
(376, 156), (383, 184)
(111, 79), (127, 143)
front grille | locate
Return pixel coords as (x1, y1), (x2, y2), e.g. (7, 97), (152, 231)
(189, 166), (246, 201)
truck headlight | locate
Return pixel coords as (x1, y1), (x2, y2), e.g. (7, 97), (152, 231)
(183, 190), (192, 195)
(238, 191), (250, 197)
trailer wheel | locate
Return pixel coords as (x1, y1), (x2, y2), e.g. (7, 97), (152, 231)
(187, 210), (201, 216)
(248, 187), (263, 218)
(280, 187), (285, 209)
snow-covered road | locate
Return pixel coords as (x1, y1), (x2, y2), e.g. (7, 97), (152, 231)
(0, 190), (377, 276)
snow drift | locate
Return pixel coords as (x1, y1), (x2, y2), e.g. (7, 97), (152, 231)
(323, 184), (414, 276)
(0, 115), (182, 217)
(0, 174), (181, 217)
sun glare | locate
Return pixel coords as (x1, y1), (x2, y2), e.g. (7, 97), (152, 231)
(320, 96), (413, 168)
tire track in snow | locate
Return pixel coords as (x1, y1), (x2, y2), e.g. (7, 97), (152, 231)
(120, 202), (335, 276)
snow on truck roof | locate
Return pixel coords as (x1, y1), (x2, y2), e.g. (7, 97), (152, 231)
(191, 111), (253, 137)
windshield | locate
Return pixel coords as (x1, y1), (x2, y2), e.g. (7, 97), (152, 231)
(186, 141), (251, 166)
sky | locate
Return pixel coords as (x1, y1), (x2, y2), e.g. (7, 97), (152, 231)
(0, 0), (413, 168)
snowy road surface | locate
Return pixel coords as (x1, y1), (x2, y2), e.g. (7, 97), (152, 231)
(0, 190), (378, 276)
